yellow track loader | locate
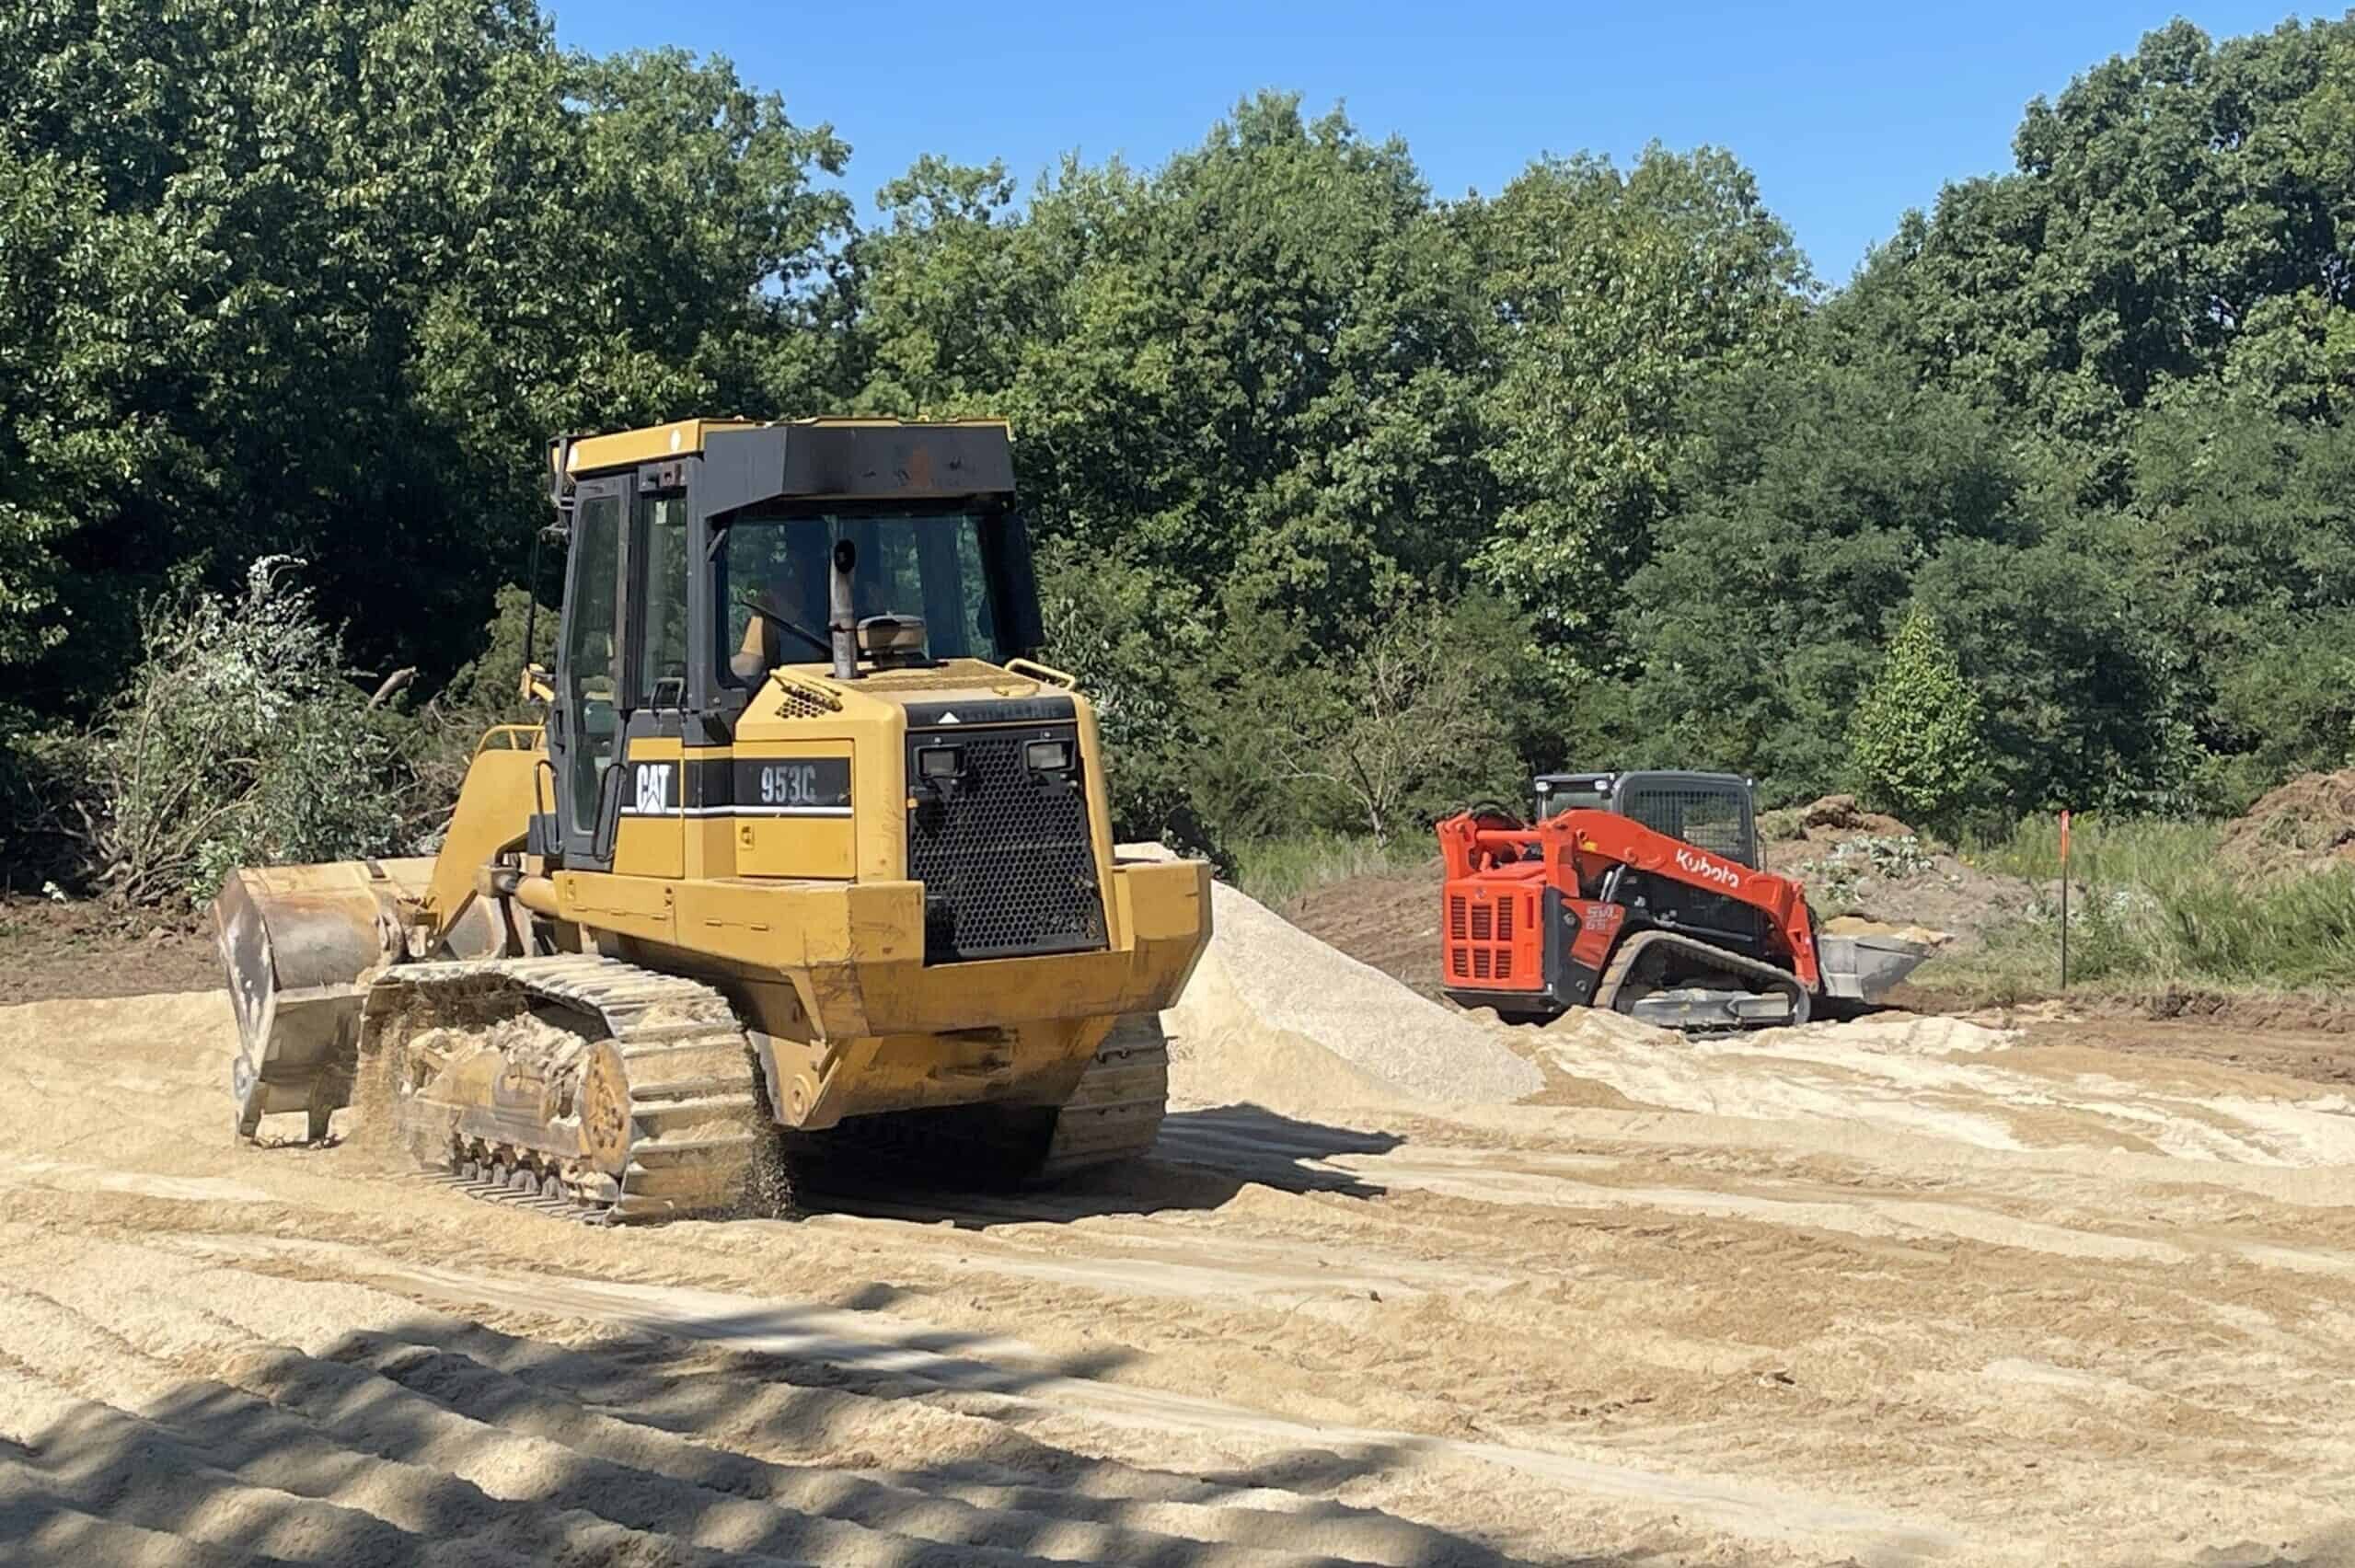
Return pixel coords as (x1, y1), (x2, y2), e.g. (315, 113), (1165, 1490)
(214, 418), (1211, 1219)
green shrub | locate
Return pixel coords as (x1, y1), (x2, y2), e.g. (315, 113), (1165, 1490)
(79, 558), (423, 906)
(1847, 605), (1988, 828)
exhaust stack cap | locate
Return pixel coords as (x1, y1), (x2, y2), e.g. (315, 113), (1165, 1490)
(829, 537), (859, 681)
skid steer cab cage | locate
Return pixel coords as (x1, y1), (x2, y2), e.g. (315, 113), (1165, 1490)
(1435, 807), (1825, 1020)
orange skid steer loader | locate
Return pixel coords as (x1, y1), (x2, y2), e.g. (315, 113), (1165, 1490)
(1436, 771), (1933, 1030)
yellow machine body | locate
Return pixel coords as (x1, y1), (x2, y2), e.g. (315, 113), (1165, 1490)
(216, 418), (1208, 1209)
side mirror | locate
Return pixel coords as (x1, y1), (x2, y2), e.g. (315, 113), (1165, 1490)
(518, 662), (554, 705)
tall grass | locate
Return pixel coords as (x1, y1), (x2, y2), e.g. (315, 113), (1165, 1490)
(1945, 815), (2355, 995)
(1227, 831), (1435, 908)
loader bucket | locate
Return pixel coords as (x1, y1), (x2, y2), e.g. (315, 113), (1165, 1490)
(214, 859), (429, 1139)
(1817, 924), (1947, 1004)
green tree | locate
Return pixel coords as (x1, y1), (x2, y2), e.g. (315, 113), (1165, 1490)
(1841, 17), (2355, 479)
(0, 0), (848, 712)
(1474, 147), (1810, 666)
(851, 95), (1524, 840)
(1271, 594), (1528, 843)
(2111, 392), (2355, 805)
(1609, 348), (2044, 800)
(1846, 605), (1989, 826)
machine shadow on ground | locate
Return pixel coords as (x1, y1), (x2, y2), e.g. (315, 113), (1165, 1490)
(795, 1102), (1405, 1230)
(0, 1308), (1645, 1568)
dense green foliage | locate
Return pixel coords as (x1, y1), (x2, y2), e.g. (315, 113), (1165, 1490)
(4, 6), (2353, 892)
(82, 559), (420, 905)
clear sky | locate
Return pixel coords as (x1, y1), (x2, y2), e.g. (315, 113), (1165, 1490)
(549, 1), (2325, 283)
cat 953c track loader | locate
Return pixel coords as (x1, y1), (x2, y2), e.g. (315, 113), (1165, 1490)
(214, 418), (1211, 1220)
(1436, 771), (1932, 1030)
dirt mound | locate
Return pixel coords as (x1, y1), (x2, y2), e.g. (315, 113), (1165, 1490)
(1795, 793), (1911, 836)
(1761, 810), (2025, 953)
(1279, 860), (1446, 1000)
(1166, 881), (1541, 1113)
(2221, 768), (2355, 878)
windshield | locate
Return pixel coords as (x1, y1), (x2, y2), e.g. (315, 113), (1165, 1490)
(717, 512), (1008, 685)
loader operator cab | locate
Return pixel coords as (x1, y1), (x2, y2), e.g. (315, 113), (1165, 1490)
(545, 419), (1044, 874)
(1532, 770), (1765, 951)
(1532, 771), (1760, 868)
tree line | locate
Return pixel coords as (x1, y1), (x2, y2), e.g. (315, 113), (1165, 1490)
(3, 2), (2351, 887)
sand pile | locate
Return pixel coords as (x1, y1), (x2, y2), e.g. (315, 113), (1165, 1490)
(1821, 912), (1953, 949)
(2220, 768), (2355, 877)
(1521, 1007), (2355, 1164)
(1163, 880), (1542, 1114)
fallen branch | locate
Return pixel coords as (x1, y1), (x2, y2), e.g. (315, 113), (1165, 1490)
(368, 667), (418, 709)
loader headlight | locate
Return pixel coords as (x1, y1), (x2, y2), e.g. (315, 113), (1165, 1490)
(916, 744), (964, 780)
(1023, 738), (1074, 774)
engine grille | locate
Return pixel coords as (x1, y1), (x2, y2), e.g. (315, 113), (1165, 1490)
(1443, 890), (1523, 984)
(906, 721), (1107, 963)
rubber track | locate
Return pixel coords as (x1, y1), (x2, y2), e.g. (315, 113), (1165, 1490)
(362, 954), (768, 1224)
(1592, 929), (1812, 1029)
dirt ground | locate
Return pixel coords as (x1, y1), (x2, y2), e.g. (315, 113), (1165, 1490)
(2222, 768), (2355, 879)
(1284, 864), (1449, 1001)
(0, 896), (219, 1005)
(5, 940), (2355, 1563)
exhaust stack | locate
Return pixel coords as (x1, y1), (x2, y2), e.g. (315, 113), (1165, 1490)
(829, 537), (859, 681)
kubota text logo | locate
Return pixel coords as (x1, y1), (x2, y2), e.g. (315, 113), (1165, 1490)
(1673, 847), (1741, 889)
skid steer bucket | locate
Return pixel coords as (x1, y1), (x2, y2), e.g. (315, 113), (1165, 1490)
(1816, 926), (1945, 1003)
(214, 859), (432, 1139)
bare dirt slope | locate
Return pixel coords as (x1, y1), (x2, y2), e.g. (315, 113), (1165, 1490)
(3, 943), (2354, 1562)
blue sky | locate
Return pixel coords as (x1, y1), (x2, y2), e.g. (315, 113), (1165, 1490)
(551, 1), (2322, 283)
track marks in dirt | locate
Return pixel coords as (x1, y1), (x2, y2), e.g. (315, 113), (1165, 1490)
(0, 1228), (1555, 1568)
(14, 990), (2355, 1563)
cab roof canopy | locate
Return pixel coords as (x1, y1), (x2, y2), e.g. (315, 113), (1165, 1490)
(560, 417), (1016, 516)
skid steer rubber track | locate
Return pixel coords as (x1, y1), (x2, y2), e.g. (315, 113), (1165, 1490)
(359, 954), (774, 1224)
(1593, 930), (1812, 1030)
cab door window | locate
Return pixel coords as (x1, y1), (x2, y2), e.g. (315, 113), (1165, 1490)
(637, 492), (689, 707)
(562, 489), (624, 830)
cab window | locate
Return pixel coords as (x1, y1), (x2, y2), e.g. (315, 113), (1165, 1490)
(637, 493), (689, 705)
(562, 491), (623, 824)
(716, 512), (1007, 686)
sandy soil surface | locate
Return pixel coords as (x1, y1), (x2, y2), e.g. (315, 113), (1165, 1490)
(4, 957), (2354, 1566)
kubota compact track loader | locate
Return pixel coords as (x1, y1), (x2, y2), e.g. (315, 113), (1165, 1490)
(214, 418), (1210, 1220)
(1437, 771), (1931, 1030)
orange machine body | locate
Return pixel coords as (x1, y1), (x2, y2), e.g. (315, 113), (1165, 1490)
(1435, 807), (1822, 1018)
